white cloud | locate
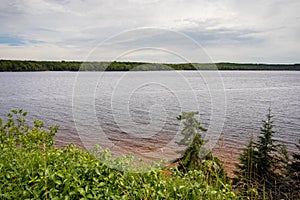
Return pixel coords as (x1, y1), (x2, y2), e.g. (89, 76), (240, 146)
(0, 0), (299, 63)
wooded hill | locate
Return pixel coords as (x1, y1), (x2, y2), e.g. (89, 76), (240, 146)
(0, 60), (299, 71)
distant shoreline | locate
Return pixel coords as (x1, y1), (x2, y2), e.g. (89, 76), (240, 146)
(1, 60), (299, 71)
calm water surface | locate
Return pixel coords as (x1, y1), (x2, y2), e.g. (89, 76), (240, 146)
(0, 71), (299, 160)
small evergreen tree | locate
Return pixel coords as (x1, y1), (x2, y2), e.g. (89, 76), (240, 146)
(234, 135), (256, 182)
(176, 112), (207, 171)
(234, 135), (260, 198)
(180, 133), (203, 170)
(176, 111), (207, 146)
(254, 107), (278, 180)
(235, 108), (289, 199)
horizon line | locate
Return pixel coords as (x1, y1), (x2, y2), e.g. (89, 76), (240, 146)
(0, 59), (299, 65)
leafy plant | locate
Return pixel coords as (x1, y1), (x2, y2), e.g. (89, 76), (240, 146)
(0, 110), (238, 199)
(0, 109), (58, 149)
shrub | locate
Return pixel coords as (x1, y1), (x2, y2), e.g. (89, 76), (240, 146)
(0, 110), (238, 199)
(0, 109), (58, 149)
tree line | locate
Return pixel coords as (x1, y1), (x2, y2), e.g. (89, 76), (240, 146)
(0, 60), (300, 71)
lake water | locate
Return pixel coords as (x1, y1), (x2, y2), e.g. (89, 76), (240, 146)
(0, 71), (299, 163)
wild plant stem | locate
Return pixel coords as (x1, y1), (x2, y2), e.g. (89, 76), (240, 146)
(43, 143), (48, 200)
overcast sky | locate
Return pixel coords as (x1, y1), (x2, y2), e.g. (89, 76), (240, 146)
(0, 0), (299, 63)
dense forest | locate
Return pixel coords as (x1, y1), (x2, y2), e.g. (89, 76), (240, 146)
(0, 60), (300, 71)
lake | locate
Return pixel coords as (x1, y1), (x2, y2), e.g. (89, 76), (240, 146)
(0, 71), (299, 165)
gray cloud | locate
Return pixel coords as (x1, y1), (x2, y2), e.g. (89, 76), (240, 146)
(0, 0), (299, 63)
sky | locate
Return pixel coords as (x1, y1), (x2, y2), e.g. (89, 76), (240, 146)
(0, 0), (299, 63)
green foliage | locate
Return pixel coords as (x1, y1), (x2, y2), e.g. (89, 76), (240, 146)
(254, 108), (279, 180)
(176, 112), (207, 171)
(1, 60), (300, 71)
(234, 108), (291, 199)
(234, 135), (259, 198)
(285, 140), (300, 198)
(176, 111), (229, 188)
(180, 133), (203, 170)
(0, 110), (238, 199)
(289, 140), (300, 180)
(176, 111), (207, 146)
(176, 111), (227, 184)
(215, 62), (300, 70)
(0, 109), (58, 149)
(235, 135), (256, 181)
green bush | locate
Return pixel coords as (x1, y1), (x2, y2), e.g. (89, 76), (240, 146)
(0, 110), (238, 199)
(0, 109), (58, 149)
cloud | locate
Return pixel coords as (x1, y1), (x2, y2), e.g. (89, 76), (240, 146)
(0, 0), (299, 63)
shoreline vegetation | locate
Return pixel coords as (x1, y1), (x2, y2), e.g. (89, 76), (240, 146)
(1, 60), (300, 71)
(1, 109), (299, 199)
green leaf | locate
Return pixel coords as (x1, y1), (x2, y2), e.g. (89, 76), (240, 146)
(95, 168), (100, 175)
(56, 172), (64, 178)
(99, 182), (105, 187)
(54, 180), (62, 185)
(77, 188), (85, 196)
